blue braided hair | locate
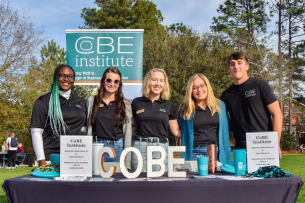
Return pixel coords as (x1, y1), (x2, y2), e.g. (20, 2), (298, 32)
(48, 64), (75, 137)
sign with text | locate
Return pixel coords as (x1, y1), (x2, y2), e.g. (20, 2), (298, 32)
(66, 29), (143, 85)
(246, 132), (279, 173)
(60, 136), (93, 177)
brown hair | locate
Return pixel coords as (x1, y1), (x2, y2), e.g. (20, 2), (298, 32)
(228, 52), (249, 66)
(91, 67), (127, 127)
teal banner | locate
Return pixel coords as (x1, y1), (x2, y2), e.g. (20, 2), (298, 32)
(66, 30), (143, 84)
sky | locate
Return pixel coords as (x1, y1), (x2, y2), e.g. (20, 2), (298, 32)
(4, 0), (278, 51)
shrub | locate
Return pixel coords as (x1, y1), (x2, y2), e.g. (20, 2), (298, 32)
(280, 131), (298, 151)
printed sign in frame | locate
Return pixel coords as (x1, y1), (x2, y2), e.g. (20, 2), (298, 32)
(246, 132), (279, 173)
(60, 136), (93, 178)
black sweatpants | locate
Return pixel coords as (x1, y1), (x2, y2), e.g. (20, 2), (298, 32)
(8, 150), (17, 167)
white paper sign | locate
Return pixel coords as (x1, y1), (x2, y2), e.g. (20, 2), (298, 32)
(246, 132), (279, 173)
(60, 136), (93, 177)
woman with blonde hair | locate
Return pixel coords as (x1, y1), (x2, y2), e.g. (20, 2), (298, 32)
(178, 74), (231, 164)
(131, 68), (181, 172)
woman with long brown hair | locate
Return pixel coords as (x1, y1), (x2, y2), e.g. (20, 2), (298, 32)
(86, 67), (132, 169)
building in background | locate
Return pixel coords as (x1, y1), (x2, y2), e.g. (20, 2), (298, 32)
(283, 98), (305, 141)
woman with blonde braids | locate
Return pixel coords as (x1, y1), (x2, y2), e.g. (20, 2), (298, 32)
(131, 68), (181, 172)
(30, 65), (86, 166)
(178, 74), (231, 164)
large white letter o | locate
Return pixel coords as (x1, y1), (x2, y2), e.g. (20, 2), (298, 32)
(120, 147), (143, 178)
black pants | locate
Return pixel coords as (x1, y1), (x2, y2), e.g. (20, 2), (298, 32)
(8, 150), (17, 167)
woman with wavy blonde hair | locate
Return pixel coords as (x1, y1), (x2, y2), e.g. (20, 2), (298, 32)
(178, 74), (231, 164)
(131, 68), (181, 172)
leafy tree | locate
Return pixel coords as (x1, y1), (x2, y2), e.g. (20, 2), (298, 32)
(39, 40), (67, 86)
(167, 23), (191, 35)
(73, 85), (97, 100)
(143, 27), (234, 110)
(41, 40), (66, 64)
(210, 0), (276, 84)
(0, 39), (67, 156)
(80, 0), (163, 32)
(280, 131), (298, 150)
(211, 0), (270, 35)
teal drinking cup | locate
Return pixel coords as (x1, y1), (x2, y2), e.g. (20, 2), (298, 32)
(233, 150), (246, 176)
(50, 154), (60, 164)
(197, 156), (209, 176)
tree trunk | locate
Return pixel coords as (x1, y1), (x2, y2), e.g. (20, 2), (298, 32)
(278, 0), (283, 117)
(288, 0), (293, 134)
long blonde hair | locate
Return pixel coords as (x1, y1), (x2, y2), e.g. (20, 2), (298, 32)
(179, 74), (222, 120)
(142, 68), (170, 100)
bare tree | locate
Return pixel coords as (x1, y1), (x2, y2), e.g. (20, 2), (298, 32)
(0, 3), (44, 79)
(0, 2), (44, 145)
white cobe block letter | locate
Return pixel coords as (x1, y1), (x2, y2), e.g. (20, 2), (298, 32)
(97, 147), (116, 178)
(120, 147), (143, 178)
(168, 146), (186, 177)
(146, 146), (166, 177)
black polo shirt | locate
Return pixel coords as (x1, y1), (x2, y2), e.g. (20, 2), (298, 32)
(193, 106), (219, 146)
(92, 100), (123, 141)
(132, 96), (177, 139)
(30, 93), (86, 161)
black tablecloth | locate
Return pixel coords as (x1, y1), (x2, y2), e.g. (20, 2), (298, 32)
(2, 172), (303, 203)
(22, 153), (33, 167)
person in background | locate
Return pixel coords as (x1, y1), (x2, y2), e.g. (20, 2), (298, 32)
(131, 68), (181, 172)
(86, 67), (132, 169)
(17, 143), (25, 155)
(178, 74), (231, 164)
(2, 140), (8, 152)
(16, 143), (25, 166)
(31, 65), (87, 166)
(220, 52), (282, 159)
(6, 132), (18, 169)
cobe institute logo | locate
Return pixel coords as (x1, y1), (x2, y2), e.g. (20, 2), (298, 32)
(245, 89), (256, 98)
(65, 30), (144, 84)
(74, 37), (134, 68)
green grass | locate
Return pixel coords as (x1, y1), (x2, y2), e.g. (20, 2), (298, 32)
(0, 155), (304, 203)
(0, 167), (35, 203)
(280, 154), (305, 203)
